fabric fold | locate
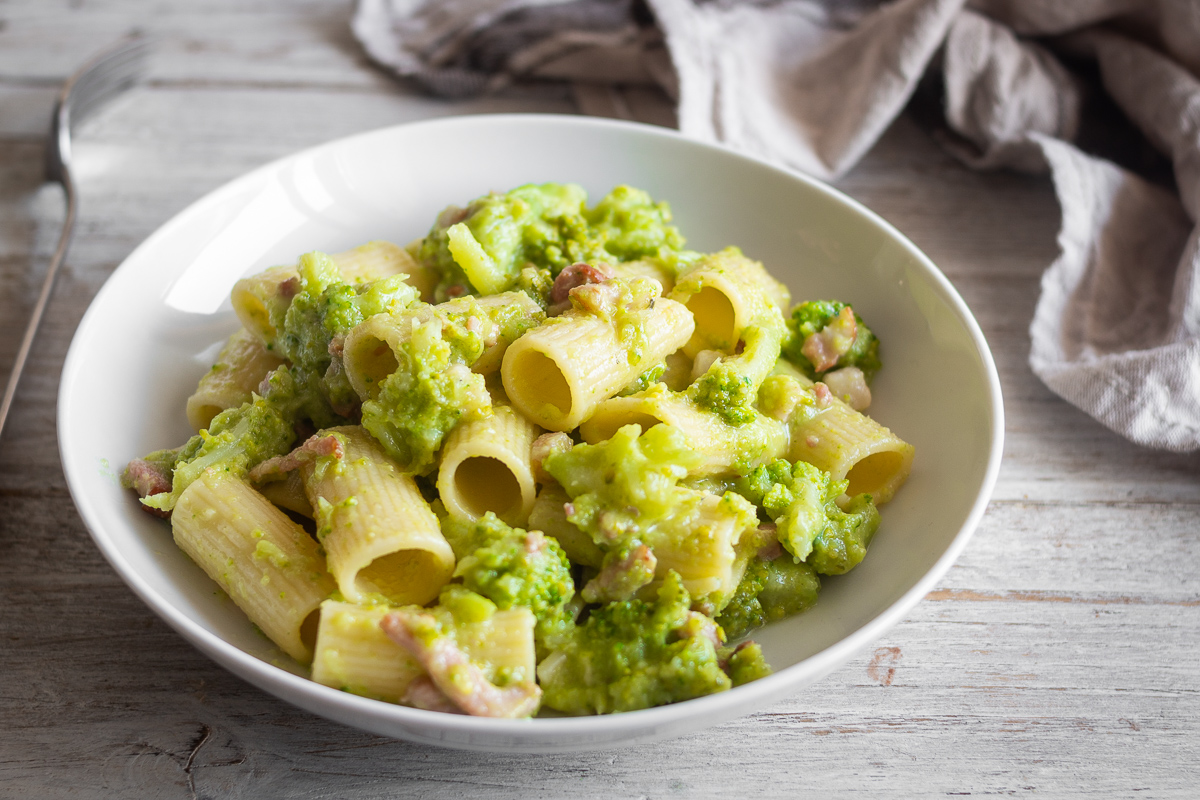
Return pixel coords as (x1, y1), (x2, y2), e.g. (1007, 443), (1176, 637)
(351, 0), (1200, 451)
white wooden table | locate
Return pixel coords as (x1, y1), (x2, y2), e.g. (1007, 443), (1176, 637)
(2, 3), (1198, 797)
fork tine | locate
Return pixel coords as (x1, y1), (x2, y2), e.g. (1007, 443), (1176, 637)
(65, 39), (152, 99)
(69, 77), (142, 130)
(62, 37), (153, 132)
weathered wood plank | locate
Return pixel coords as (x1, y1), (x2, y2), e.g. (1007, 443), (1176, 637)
(1, 495), (1197, 796)
(2, 2), (1199, 797)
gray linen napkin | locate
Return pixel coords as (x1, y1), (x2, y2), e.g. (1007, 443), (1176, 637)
(352, 0), (1200, 452)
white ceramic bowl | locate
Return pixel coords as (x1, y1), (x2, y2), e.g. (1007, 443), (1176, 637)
(59, 114), (1002, 752)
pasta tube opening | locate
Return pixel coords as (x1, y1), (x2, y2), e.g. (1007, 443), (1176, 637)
(505, 348), (574, 419)
(451, 456), (523, 519)
(579, 408), (664, 444)
(188, 402), (224, 430)
(845, 450), (911, 501)
(300, 608), (322, 656)
(683, 286), (737, 353)
(344, 333), (400, 399)
(356, 549), (448, 605)
(788, 399), (914, 505)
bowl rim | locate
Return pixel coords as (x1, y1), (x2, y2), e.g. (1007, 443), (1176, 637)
(58, 112), (1004, 745)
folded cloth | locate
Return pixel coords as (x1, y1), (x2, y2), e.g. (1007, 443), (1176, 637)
(352, 0), (1200, 451)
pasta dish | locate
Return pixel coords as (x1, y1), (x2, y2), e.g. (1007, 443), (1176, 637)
(122, 183), (913, 717)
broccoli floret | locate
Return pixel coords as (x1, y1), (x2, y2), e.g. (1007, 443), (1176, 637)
(538, 572), (733, 714)
(544, 423), (757, 609)
(722, 641), (773, 687)
(515, 265), (554, 310)
(141, 392), (295, 513)
(415, 184), (687, 303)
(418, 184), (591, 299)
(689, 306), (787, 426)
(277, 252), (419, 422)
(442, 513), (576, 653)
(689, 360), (756, 425)
(808, 493), (880, 575)
(583, 184), (685, 261)
(545, 423), (703, 549)
(360, 312), (489, 474)
(716, 556), (821, 640)
(781, 300), (881, 380)
(735, 459), (880, 574)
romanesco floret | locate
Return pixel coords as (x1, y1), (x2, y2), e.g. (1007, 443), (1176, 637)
(721, 641), (773, 687)
(277, 251), (419, 420)
(537, 571), (741, 714)
(689, 360), (756, 425)
(442, 512), (576, 652)
(360, 312), (489, 474)
(689, 307), (786, 426)
(416, 183), (687, 302)
(781, 300), (881, 380)
(545, 423), (702, 549)
(716, 556), (821, 640)
(736, 459), (880, 574)
(582, 184), (685, 261)
(142, 391), (295, 513)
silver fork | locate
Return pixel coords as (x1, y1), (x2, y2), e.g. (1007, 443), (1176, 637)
(0, 37), (152, 441)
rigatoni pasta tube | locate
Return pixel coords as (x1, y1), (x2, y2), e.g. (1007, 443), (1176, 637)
(342, 292), (543, 401)
(231, 264), (296, 347)
(787, 397), (914, 505)
(186, 328), (285, 431)
(769, 366), (914, 505)
(670, 248), (790, 357)
(501, 281), (694, 431)
(311, 601), (537, 703)
(332, 240), (436, 299)
(641, 489), (757, 606)
(311, 600), (423, 702)
(172, 470), (335, 664)
(437, 405), (540, 526)
(303, 426), (455, 605)
(580, 385), (788, 478)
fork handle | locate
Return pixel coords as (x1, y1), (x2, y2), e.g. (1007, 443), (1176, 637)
(0, 169), (77, 441)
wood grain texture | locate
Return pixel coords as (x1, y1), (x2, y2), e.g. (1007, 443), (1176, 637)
(1, 2), (1198, 798)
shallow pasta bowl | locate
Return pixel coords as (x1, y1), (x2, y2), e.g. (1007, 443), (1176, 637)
(59, 113), (1003, 752)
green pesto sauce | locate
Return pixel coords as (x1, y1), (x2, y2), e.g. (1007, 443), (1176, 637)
(418, 183), (685, 302)
(538, 572), (736, 714)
